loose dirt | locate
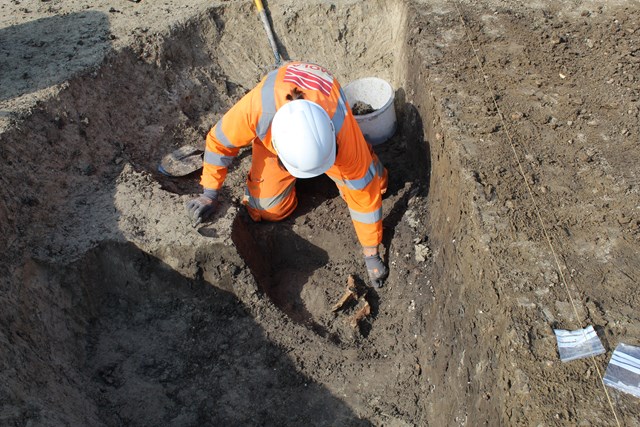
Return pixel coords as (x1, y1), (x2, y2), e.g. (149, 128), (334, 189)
(352, 101), (376, 115)
(1, 0), (639, 426)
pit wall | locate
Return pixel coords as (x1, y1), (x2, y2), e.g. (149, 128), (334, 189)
(402, 3), (507, 424)
(210, 0), (409, 95)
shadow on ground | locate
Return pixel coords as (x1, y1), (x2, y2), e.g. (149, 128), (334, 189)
(3, 241), (370, 426)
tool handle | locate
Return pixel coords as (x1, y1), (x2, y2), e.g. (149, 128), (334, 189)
(254, 0), (281, 65)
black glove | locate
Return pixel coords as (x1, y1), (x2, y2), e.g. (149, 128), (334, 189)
(364, 254), (388, 288)
(186, 194), (217, 226)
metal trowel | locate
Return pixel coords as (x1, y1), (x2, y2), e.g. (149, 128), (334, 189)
(157, 145), (203, 177)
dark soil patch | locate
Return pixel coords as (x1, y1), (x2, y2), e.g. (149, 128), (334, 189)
(352, 101), (376, 115)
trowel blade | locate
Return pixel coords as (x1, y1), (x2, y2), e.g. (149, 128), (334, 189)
(158, 145), (203, 177)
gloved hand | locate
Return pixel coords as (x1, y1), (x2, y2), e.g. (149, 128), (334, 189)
(186, 194), (217, 226)
(364, 254), (388, 288)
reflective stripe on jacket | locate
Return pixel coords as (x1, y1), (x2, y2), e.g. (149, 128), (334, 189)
(201, 61), (384, 247)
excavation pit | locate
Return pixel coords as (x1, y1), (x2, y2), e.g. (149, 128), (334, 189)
(2, 1), (640, 425)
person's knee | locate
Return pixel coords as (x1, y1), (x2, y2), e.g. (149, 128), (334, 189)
(243, 190), (298, 222)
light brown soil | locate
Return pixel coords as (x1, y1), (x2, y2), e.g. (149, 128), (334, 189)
(1, 0), (639, 426)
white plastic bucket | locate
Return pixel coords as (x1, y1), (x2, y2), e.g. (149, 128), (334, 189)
(344, 77), (397, 145)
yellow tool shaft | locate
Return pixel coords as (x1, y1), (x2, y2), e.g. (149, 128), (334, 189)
(253, 0), (281, 64)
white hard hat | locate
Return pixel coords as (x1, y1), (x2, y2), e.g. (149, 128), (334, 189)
(271, 100), (336, 178)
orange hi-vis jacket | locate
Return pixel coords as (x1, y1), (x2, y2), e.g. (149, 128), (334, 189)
(201, 62), (387, 247)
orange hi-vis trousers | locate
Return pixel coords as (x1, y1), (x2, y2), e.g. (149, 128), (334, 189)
(243, 139), (298, 222)
(243, 138), (388, 224)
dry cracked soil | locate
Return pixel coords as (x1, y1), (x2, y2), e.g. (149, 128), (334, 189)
(1, 0), (640, 426)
